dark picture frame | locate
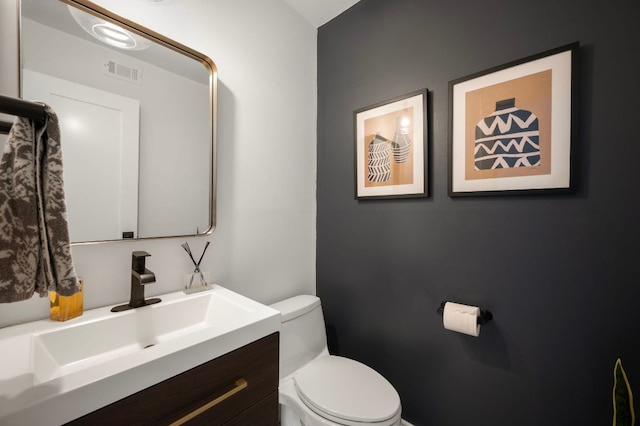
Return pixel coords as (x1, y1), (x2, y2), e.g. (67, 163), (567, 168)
(354, 89), (428, 199)
(448, 42), (579, 196)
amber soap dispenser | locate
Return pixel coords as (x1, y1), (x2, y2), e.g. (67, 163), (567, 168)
(50, 278), (84, 321)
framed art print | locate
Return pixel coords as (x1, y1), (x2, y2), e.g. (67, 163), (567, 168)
(448, 42), (579, 196)
(354, 89), (428, 199)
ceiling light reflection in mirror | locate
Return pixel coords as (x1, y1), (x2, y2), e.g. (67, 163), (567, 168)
(67, 5), (151, 50)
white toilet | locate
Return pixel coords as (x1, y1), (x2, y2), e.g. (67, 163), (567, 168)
(270, 295), (402, 426)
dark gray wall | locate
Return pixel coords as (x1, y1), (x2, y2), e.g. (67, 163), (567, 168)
(316, 0), (640, 424)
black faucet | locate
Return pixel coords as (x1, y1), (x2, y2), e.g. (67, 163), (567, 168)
(111, 251), (161, 312)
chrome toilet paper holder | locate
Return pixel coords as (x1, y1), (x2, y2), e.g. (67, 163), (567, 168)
(437, 301), (493, 325)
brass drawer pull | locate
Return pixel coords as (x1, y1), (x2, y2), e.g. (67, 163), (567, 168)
(169, 378), (249, 425)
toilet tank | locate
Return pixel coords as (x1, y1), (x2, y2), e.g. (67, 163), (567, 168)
(270, 295), (329, 378)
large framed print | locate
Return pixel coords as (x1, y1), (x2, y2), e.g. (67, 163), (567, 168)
(354, 89), (428, 199)
(448, 42), (579, 196)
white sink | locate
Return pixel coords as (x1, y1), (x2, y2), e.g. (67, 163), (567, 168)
(32, 289), (215, 383)
(0, 285), (281, 425)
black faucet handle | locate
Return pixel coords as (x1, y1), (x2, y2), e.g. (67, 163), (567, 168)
(132, 251), (151, 273)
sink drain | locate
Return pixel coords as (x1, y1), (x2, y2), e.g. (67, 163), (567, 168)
(143, 343), (155, 349)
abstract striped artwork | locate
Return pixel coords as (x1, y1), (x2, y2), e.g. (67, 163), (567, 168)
(367, 133), (392, 182)
(474, 98), (540, 170)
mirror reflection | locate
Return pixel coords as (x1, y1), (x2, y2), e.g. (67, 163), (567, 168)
(19, 0), (216, 243)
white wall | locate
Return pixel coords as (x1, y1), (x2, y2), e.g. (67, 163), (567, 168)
(0, 0), (317, 327)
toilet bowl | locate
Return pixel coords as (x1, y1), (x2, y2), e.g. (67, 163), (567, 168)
(271, 295), (402, 426)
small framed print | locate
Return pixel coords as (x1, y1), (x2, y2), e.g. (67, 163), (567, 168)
(448, 42), (579, 196)
(354, 89), (428, 199)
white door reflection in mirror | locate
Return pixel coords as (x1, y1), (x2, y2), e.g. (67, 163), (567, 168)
(22, 69), (139, 242)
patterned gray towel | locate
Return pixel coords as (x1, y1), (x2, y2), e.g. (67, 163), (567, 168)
(0, 104), (80, 303)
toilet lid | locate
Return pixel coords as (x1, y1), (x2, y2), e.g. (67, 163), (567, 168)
(293, 356), (401, 424)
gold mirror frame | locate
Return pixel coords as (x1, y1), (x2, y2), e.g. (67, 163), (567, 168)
(20, 0), (217, 244)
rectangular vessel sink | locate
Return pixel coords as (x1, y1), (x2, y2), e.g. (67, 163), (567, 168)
(32, 291), (214, 383)
(0, 285), (281, 425)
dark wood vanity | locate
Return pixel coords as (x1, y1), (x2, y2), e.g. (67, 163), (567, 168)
(65, 333), (279, 426)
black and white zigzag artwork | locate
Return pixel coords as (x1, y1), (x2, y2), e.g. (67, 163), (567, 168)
(474, 98), (540, 170)
(367, 134), (391, 182)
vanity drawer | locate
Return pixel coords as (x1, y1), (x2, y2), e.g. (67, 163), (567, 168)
(67, 332), (279, 426)
(222, 391), (279, 426)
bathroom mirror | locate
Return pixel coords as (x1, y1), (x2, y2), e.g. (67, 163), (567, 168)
(18, 0), (217, 243)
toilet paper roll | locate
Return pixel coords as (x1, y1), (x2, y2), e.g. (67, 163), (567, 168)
(442, 302), (481, 337)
